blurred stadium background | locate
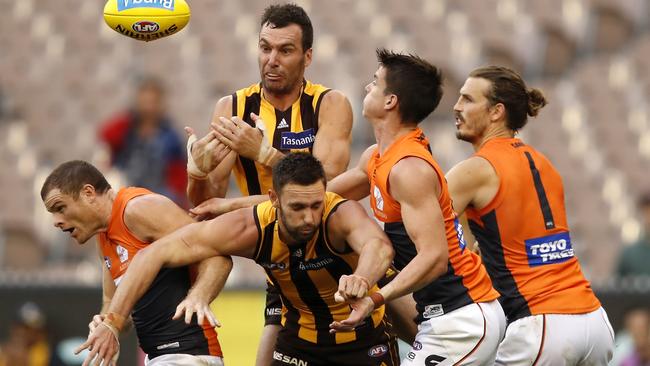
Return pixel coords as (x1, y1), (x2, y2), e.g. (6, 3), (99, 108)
(1, 0), (650, 365)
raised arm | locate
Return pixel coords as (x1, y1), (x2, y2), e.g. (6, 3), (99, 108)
(187, 96), (237, 205)
(77, 207), (258, 366)
(312, 90), (353, 180)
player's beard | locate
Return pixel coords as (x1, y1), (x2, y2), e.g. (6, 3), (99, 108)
(279, 210), (319, 244)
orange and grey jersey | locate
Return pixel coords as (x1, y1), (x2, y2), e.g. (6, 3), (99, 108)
(252, 192), (386, 346)
(98, 187), (222, 358)
(368, 128), (499, 323)
(231, 80), (331, 195)
(466, 138), (600, 323)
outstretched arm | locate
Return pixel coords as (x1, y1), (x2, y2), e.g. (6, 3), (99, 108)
(125, 194), (234, 326)
(76, 207), (258, 366)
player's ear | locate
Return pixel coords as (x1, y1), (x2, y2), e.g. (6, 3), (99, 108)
(80, 184), (97, 201)
(385, 94), (398, 112)
(304, 48), (312, 68)
(489, 103), (506, 122)
(269, 189), (280, 209)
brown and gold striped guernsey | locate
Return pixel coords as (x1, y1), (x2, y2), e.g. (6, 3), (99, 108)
(231, 80), (331, 196)
(252, 192), (386, 346)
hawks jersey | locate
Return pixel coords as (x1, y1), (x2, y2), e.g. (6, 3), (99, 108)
(98, 187), (222, 358)
(466, 138), (600, 322)
(368, 128), (499, 323)
(231, 80), (331, 196)
(252, 192), (386, 346)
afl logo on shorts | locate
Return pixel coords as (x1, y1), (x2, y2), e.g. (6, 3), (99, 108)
(132, 21), (160, 33)
(368, 344), (388, 358)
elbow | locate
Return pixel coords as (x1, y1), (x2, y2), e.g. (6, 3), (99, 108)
(380, 240), (394, 267)
(221, 255), (234, 272)
(433, 259), (448, 278)
(427, 251), (449, 282)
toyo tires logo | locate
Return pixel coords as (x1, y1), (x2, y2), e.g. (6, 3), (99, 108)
(132, 21), (160, 33)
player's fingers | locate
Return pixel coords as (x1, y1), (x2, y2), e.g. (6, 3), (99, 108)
(82, 345), (98, 366)
(81, 353), (93, 366)
(75, 338), (93, 355)
(230, 116), (244, 128)
(338, 274), (348, 293)
(184, 306), (194, 325)
(184, 126), (195, 137)
(196, 307), (205, 325)
(347, 280), (359, 298)
(213, 128), (234, 147)
(250, 112), (259, 121)
(334, 291), (346, 303)
(206, 311), (220, 328)
(354, 281), (366, 299)
(93, 347), (105, 366)
(218, 117), (237, 133)
(172, 303), (185, 320)
(329, 320), (354, 333)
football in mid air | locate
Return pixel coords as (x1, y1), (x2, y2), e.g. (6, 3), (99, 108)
(103, 0), (191, 42)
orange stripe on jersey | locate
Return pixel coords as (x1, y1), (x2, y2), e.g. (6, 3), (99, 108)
(99, 187), (222, 357)
(466, 138), (600, 322)
(367, 129), (498, 321)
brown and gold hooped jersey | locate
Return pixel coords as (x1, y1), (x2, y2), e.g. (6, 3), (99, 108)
(252, 192), (386, 346)
(231, 80), (331, 196)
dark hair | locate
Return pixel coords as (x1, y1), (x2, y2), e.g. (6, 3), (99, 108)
(260, 3), (313, 52)
(469, 66), (548, 131)
(40, 160), (111, 200)
(272, 152), (326, 193)
(376, 48), (443, 124)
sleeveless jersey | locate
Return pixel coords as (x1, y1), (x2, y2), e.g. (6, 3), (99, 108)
(466, 138), (600, 322)
(230, 80), (331, 196)
(252, 192), (386, 345)
(368, 128), (499, 323)
(98, 187), (222, 358)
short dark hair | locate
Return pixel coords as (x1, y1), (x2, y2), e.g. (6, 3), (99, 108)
(376, 48), (443, 124)
(40, 160), (111, 200)
(260, 3), (313, 52)
(469, 66), (548, 132)
(272, 153), (326, 193)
